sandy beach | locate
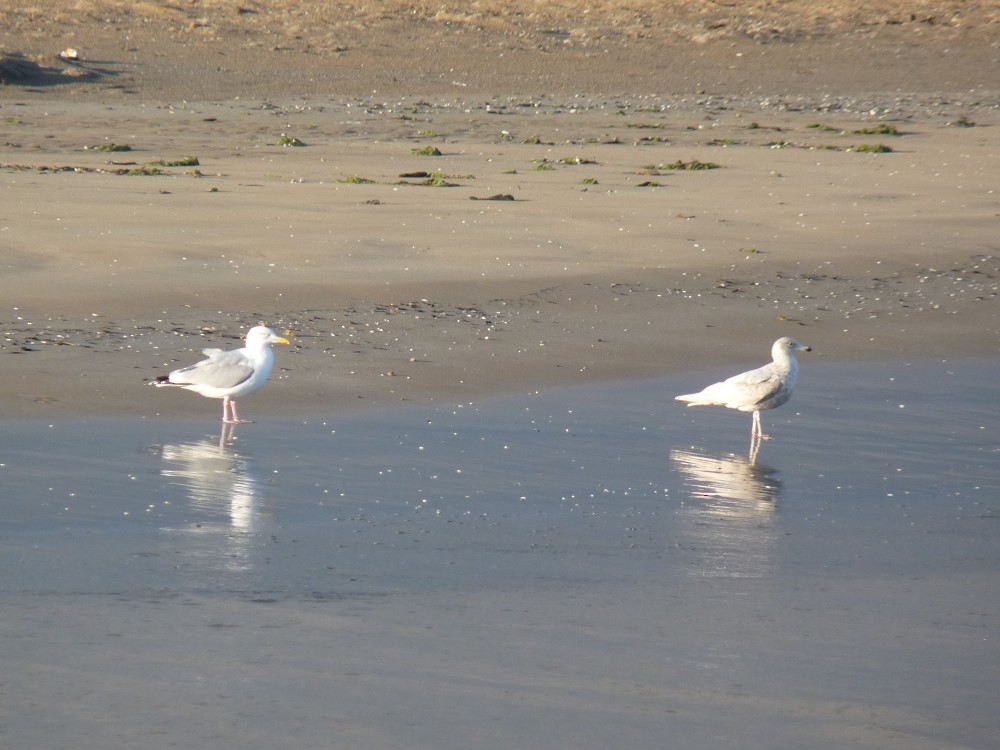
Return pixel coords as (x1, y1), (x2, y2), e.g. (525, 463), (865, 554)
(2, 0), (998, 419)
(2, 6), (1000, 749)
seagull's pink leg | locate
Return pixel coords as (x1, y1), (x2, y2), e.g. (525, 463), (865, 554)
(226, 399), (254, 425)
(748, 412), (766, 461)
(754, 410), (773, 441)
(221, 397), (231, 423)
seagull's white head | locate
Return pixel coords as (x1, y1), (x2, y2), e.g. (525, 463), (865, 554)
(773, 336), (811, 358)
(245, 326), (290, 348)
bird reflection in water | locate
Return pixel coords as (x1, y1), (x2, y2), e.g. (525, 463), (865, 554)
(157, 424), (263, 574)
(670, 449), (783, 579)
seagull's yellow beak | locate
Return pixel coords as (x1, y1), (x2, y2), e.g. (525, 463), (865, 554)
(273, 336), (290, 345)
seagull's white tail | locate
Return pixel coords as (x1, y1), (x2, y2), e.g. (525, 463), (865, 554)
(675, 393), (708, 406)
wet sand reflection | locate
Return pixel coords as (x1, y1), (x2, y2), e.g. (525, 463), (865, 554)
(671, 449), (782, 579)
(156, 425), (263, 576)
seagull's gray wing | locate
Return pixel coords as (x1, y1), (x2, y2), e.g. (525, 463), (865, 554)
(712, 363), (785, 408)
(169, 349), (254, 389)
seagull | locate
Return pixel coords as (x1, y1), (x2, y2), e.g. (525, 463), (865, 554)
(676, 337), (810, 444)
(152, 325), (290, 423)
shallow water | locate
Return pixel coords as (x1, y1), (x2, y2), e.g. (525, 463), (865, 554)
(1, 359), (997, 750)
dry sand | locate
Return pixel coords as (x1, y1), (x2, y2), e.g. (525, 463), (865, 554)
(1, 0), (998, 419)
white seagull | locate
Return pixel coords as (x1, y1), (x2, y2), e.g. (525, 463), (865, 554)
(676, 337), (811, 443)
(152, 325), (290, 423)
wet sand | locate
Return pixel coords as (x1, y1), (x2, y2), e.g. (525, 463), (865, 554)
(1, 361), (997, 749)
